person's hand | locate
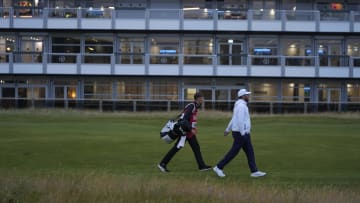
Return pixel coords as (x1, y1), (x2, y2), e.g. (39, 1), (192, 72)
(224, 131), (230, 136)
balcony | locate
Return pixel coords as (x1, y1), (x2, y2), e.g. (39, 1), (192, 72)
(1, 7), (360, 32)
(1, 52), (360, 78)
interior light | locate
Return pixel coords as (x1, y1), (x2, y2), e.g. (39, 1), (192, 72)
(228, 39), (233, 44)
(183, 7), (200, 11)
(88, 47), (94, 51)
(270, 9), (275, 15)
(70, 91), (76, 99)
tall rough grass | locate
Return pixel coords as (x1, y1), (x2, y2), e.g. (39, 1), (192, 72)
(1, 173), (359, 203)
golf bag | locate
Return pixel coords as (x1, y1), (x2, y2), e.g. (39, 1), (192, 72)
(160, 117), (191, 144)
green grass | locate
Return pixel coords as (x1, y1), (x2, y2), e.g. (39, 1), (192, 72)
(0, 110), (360, 202)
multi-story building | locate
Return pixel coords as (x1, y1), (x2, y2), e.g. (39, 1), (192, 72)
(0, 0), (360, 112)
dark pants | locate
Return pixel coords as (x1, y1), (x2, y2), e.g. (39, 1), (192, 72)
(160, 136), (207, 169)
(217, 132), (258, 173)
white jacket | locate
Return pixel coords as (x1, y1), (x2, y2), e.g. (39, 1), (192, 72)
(225, 99), (251, 135)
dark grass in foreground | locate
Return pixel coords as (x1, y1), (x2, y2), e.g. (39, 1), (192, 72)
(0, 110), (359, 203)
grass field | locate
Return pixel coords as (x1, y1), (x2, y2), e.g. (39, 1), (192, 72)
(0, 110), (360, 203)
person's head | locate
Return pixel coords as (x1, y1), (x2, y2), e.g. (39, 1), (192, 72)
(237, 89), (251, 102)
(194, 92), (204, 106)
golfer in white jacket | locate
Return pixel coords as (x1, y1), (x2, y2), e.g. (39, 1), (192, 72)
(213, 89), (266, 178)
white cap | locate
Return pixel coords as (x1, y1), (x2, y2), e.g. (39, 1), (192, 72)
(237, 89), (251, 97)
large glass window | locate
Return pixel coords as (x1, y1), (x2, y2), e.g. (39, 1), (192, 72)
(118, 37), (145, 64)
(347, 83), (360, 102)
(317, 82), (341, 103)
(282, 38), (314, 66)
(183, 36), (213, 64)
(116, 80), (145, 100)
(317, 2), (349, 21)
(252, 0), (278, 20)
(0, 35), (15, 63)
(52, 36), (80, 63)
(218, 38), (245, 65)
(248, 82), (278, 101)
(150, 80), (178, 100)
(84, 80), (113, 99)
(282, 82), (311, 102)
(317, 39), (347, 67)
(347, 38), (360, 67)
(17, 35), (44, 63)
(84, 35), (113, 64)
(53, 80), (78, 100)
(217, 0), (247, 20)
(150, 36), (179, 64)
(249, 37), (279, 65)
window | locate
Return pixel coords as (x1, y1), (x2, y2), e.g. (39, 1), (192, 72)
(248, 82), (278, 101)
(84, 35), (113, 64)
(317, 39), (346, 67)
(150, 80), (178, 100)
(84, 80), (113, 99)
(249, 37), (279, 65)
(52, 36), (80, 63)
(118, 37), (145, 64)
(183, 36), (213, 64)
(282, 82), (311, 102)
(347, 38), (360, 67)
(217, 38), (245, 65)
(116, 80), (145, 100)
(150, 36), (179, 64)
(0, 35), (15, 63)
(217, 0), (247, 20)
(18, 35), (44, 63)
(347, 83), (360, 102)
(282, 38), (314, 66)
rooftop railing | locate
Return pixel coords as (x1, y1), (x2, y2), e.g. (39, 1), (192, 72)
(1, 7), (360, 31)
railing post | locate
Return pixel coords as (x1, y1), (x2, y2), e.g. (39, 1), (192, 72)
(65, 99), (69, 110)
(77, 54), (81, 74)
(315, 56), (320, 77)
(349, 56), (354, 78)
(315, 10), (320, 32)
(133, 100), (137, 112)
(77, 8), (81, 29)
(99, 100), (103, 112)
(247, 10), (252, 31)
(281, 10), (286, 31)
(167, 101), (171, 112)
(43, 8), (48, 28)
(350, 11), (354, 32)
(9, 8), (14, 28)
(270, 102), (273, 115)
(281, 56), (285, 77)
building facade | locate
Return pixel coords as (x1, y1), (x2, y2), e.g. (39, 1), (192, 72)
(0, 0), (360, 111)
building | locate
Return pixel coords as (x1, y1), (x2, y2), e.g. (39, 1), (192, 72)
(0, 0), (360, 112)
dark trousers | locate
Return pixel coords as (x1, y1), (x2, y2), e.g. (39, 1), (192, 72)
(160, 136), (207, 169)
(217, 132), (258, 173)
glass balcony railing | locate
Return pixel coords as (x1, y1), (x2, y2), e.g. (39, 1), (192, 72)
(1, 7), (360, 30)
(2, 52), (358, 68)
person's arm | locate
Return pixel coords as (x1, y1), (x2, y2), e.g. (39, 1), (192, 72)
(224, 118), (233, 136)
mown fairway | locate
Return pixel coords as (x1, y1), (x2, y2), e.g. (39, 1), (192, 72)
(0, 110), (359, 203)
